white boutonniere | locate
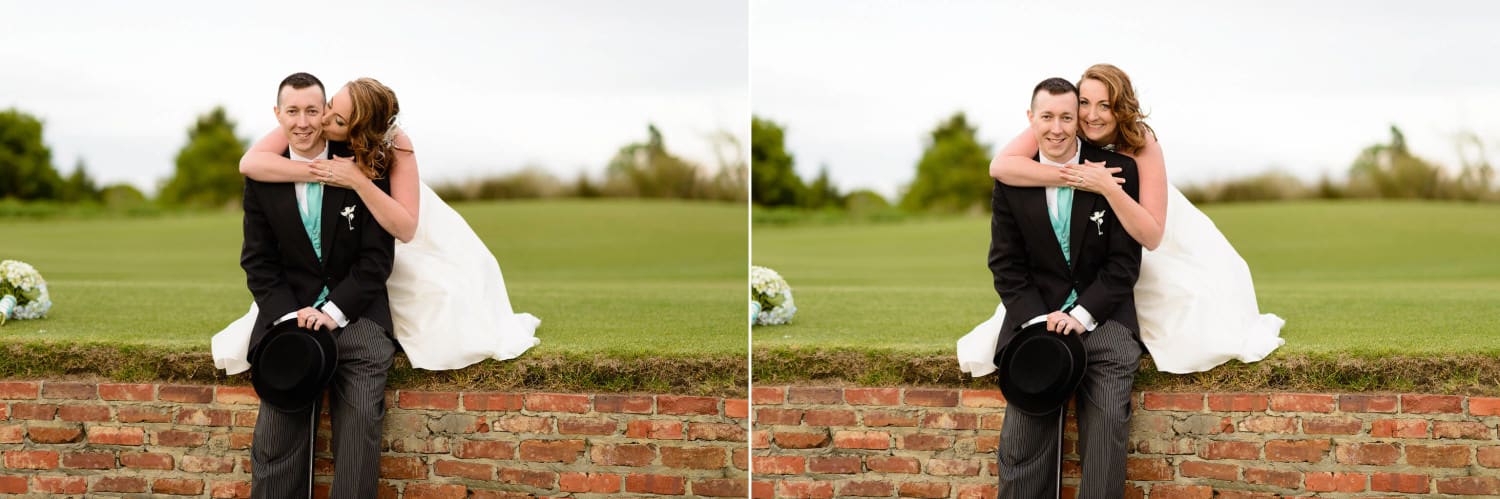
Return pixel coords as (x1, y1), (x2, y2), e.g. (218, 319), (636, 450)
(341, 205), (356, 230)
(1090, 210), (1106, 235)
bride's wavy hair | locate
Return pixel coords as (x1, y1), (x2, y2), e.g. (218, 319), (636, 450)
(344, 77), (407, 179)
(1079, 64), (1155, 155)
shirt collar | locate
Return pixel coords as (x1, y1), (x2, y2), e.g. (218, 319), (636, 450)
(1038, 140), (1081, 167)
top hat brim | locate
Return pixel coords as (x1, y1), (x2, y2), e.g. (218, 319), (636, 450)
(996, 321), (1087, 416)
(251, 320), (338, 411)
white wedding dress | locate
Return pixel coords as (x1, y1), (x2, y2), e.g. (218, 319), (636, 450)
(957, 183), (1283, 375)
(212, 182), (541, 374)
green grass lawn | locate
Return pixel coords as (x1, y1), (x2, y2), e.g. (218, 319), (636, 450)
(752, 200), (1500, 357)
(0, 199), (747, 357)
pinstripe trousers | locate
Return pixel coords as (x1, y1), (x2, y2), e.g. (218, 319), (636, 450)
(997, 320), (1141, 499)
(252, 318), (395, 499)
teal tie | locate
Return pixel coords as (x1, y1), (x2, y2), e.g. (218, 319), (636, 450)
(301, 182), (330, 307)
(1050, 186), (1078, 309)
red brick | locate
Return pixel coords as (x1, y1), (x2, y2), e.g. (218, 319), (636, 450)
(898, 481), (950, 499)
(840, 480), (893, 497)
(182, 455), (235, 473)
(751, 430), (770, 448)
(57, 404), (109, 422)
(520, 439), (586, 463)
(1244, 467), (1301, 488)
(1433, 420), (1491, 439)
(776, 481), (834, 499)
(750, 386), (785, 405)
(845, 388), (899, 405)
(659, 395), (718, 415)
(863, 410), (918, 427)
(628, 420), (684, 439)
(121, 452), (173, 470)
(804, 409), (856, 426)
(975, 434), (1001, 453)
(905, 388), (959, 407)
(499, 468), (556, 488)
(1341, 394), (1398, 413)
(921, 411), (978, 430)
(559, 472), (622, 493)
(176, 407), (232, 426)
(32, 475), (86, 494)
(775, 431), (829, 449)
(1265, 438), (1330, 463)
(117, 405), (172, 423)
(1269, 393), (1335, 413)
(1143, 392), (1203, 411)
(1437, 476), (1500, 496)
(1406, 444), (1470, 467)
(1470, 396), (1500, 416)
(28, 424), (83, 444)
(1371, 472), (1429, 493)
(753, 455), (805, 474)
(661, 446), (725, 469)
(229, 432), (253, 450)
(1305, 471), (1367, 492)
(5, 450), (58, 469)
(154, 429), (207, 447)
(209, 480), (251, 498)
(1209, 490), (1275, 499)
(1207, 393), (1268, 412)
(787, 387), (841, 405)
(99, 476), (150, 493)
(1371, 418), (1428, 438)
(215, 386), (259, 405)
(927, 458), (980, 476)
(97, 383), (153, 401)
(0, 475), (23, 494)
(960, 389), (1006, 408)
(234, 410), (258, 427)
(404, 483), (468, 499)
(158, 385), (213, 403)
(589, 442), (652, 466)
(833, 430), (889, 449)
(899, 433), (955, 451)
(11, 402), (57, 420)
(1480, 446), (1500, 468)
(1136, 437), (1195, 455)
(957, 484), (999, 499)
(867, 455), (921, 473)
(461, 392), (523, 411)
(756, 408), (802, 425)
(153, 478), (204, 495)
(491, 414), (551, 433)
(726, 398), (749, 418)
(398, 391), (459, 410)
(687, 419), (741, 440)
(1303, 416), (1362, 435)
(691, 478), (746, 497)
(593, 393), (652, 413)
(625, 474), (686, 495)
(1149, 484), (1212, 499)
(41, 382), (95, 400)
(61, 451), (114, 469)
(1180, 460), (1238, 480)
(1335, 442), (1401, 466)
(1125, 457), (1172, 481)
(378, 456), (427, 479)
(523, 392), (589, 413)
(1402, 394), (1462, 414)
(558, 417), (616, 435)
(434, 460), (493, 480)
(452, 439), (514, 460)
(0, 381), (39, 399)
(808, 455), (861, 474)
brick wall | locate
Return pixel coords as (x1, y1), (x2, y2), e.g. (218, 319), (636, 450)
(750, 386), (1500, 498)
(0, 381), (748, 497)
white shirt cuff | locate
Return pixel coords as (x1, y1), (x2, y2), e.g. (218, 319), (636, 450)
(273, 311), (298, 326)
(1022, 314), (1049, 329)
(321, 301), (350, 328)
(1069, 306), (1098, 332)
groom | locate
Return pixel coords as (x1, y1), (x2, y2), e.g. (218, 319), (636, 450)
(242, 72), (396, 498)
(989, 77), (1143, 498)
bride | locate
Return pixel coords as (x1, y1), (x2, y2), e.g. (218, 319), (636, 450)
(213, 77), (539, 373)
(957, 64), (1283, 375)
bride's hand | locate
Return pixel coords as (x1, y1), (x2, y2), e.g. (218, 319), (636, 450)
(312, 156), (369, 190)
(1062, 161), (1125, 194)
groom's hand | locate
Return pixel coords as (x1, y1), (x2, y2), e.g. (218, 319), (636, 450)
(1046, 311), (1084, 335)
(296, 307), (337, 331)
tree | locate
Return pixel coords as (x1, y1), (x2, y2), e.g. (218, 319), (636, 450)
(804, 164), (843, 209)
(0, 108), (64, 201)
(1347, 125), (1444, 199)
(750, 115), (805, 207)
(604, 124), (700, 199)
(61, 159), (100, 203)
(159, 107), (247, 208)
(703, 130), (748, 202)
(901, 112), (992, 212)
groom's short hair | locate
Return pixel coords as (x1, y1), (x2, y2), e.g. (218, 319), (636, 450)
(277, 72), (325, 106)
(1031, 77), (1077, 109)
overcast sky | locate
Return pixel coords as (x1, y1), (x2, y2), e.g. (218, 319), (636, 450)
(752, 0), (1500, 199)
(3, 0), (747, 194)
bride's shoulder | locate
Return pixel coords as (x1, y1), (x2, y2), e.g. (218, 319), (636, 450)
(389, 126), (415, 152)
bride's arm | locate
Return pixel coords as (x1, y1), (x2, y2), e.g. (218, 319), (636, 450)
(319, 128), (421, 243)
(988, 130), (1067, 187)
(1080, 135), (1167, 250)
(239, 128), (319, 182)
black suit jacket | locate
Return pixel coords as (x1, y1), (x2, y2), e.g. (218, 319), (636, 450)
(988, 140), (1142, 355)
(240, 142), (394, 358)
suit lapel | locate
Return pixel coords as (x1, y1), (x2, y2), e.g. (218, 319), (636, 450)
(1069, 190), (1094, 267)
(320, 186), (347, 267)
(1016, 187), (1066, 266)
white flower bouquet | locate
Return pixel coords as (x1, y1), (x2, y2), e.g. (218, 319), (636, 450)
(751, 265), (796, 326)
(0, 260), (51, 325)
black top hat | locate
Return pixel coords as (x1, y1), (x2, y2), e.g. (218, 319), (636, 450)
(995, 320), (1087, 416)
(251, 320), (338, 411)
